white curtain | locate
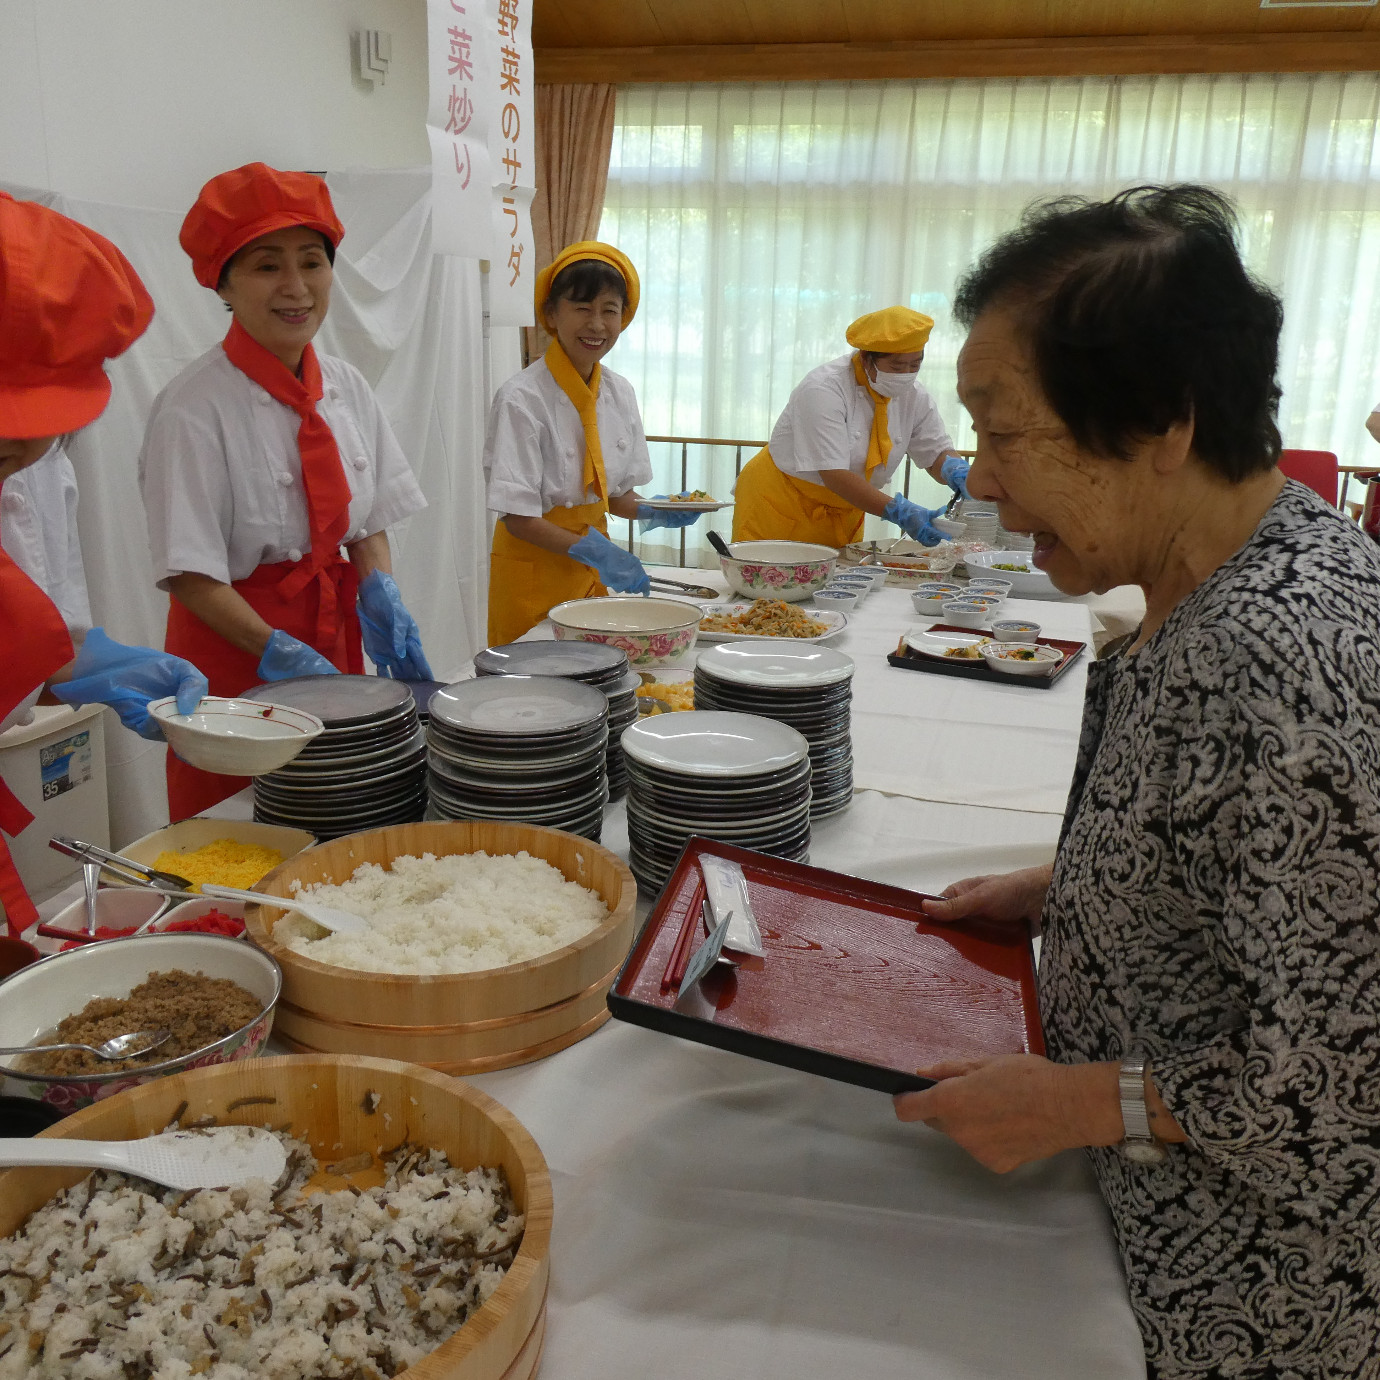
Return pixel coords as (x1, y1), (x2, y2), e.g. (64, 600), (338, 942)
(2, 171), (510, 847)
(599, 74), (1380, 562)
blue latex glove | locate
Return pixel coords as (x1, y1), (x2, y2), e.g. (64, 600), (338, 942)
(636, 495), (703, 532)
(568, 528), (652, 595)
(357, 570), (434, 680)
(882, 494), (947, 547)
(940, 454), (971, 499)
(257, 629), (340, 681)
(50, 627), (208, 740)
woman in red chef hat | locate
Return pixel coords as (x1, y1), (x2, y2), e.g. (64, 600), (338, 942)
(139, 163), (433, 818)
(0, 192), (207, 937)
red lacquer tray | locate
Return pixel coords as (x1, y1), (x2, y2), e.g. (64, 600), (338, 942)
(887, 624), (1086, 689)
(608, 838), (1043, 1094)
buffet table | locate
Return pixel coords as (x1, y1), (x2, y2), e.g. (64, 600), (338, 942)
(29, 573), (1147, 1379)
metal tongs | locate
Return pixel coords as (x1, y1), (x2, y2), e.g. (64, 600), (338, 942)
(647, 575), (719, 600)
(49, 836), (195, 893)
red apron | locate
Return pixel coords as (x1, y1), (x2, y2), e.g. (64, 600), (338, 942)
(164, 555), (363, 820)
(0, 547), (75, 937)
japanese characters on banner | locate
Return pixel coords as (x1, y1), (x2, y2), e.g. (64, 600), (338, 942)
(426, 0), (534, 327)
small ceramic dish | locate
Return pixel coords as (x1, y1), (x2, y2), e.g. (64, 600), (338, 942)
(910, 584), (966, 615)
(827, 575), (873, 599)
(966, 578), (1013, 596)
(150, 697), (324, 776)
(940, 598), (993, 630)
(812, 588), (861, 610)
(980, 643), (1063, 677)
(992, 619), (1043, 642)
(46, 888), (171, 942)
(848, 566), (891, 589)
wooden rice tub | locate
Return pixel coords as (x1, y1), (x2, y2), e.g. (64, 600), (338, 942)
(245, 821), (637, 1072)
(0, 1054), (553, 1380)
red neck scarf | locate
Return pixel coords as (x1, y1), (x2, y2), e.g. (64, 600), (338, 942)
(0, 543), (74, 936)
(221, 319), (353, 639)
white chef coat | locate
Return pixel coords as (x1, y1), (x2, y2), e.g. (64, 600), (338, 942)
(484, 358), (652, 517)
(138, 344), (427, 588)
(1, 446), (92, 734)
(761, 354), (954, 488)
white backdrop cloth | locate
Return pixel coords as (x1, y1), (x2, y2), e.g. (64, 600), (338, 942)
(1, 171), (507, 849)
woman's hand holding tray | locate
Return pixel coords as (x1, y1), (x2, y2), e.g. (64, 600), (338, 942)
(608, 837), (1043, 1094)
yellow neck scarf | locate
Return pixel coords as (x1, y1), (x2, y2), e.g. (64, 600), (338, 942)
(851, 353), (891, 482)
(545, 339), (608, 502)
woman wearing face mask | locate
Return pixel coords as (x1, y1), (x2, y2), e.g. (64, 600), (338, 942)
(484, 240), (699, 647)
(139, 162), (431, 819)
(731, 307), (968, 547)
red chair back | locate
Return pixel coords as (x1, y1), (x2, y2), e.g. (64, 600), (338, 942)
(1278, 449), (1339, 505)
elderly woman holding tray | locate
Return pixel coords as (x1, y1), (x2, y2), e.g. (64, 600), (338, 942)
(894, 185), (1380, 1379)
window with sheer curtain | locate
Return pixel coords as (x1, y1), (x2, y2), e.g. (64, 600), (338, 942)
(597, 74), (1380, 562)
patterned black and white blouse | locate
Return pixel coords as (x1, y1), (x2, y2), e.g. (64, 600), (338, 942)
(1040, 482), (1380, 1379)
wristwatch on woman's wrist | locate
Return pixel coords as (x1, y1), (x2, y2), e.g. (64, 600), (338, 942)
(1118, 1054), (1169, 1164)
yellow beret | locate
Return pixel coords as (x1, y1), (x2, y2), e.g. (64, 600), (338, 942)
(534, 241), (640, 328)
(845, 306), (934, 354)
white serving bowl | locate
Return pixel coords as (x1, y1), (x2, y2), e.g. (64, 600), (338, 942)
(548, 595), (700, 666)
(720, 540), (838, 603)
(150, 696), (324, 776)
(0, 933), (280, 1114)
(965, 550), (1062, 598)
(992, 619), (1043, 642)
(120, 818), (316, 871)
(46, 888), (170, 941)
(941, 598), (993, 630)
(980, 643), (1063, 677)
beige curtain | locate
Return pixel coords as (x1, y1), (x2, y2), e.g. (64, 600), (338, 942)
(523, 83), (618, 361)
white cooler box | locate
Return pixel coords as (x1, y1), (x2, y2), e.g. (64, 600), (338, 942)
(0, 702), (109, 912)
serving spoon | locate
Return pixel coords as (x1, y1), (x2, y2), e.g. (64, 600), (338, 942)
(197, 883), (369, 936)
(0, 1126), (288, 1191)
(0, 1029), (172, 1062)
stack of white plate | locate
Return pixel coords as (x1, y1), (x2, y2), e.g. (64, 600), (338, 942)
(473, 641), (639, 799)
(426, 675), (609, 840)
(242, 676), (426, 839)
(691, 640), (855, 819)
(622, 710), (812, 894)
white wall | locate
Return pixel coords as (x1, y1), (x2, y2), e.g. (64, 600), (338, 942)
(0, 0), (429, 210)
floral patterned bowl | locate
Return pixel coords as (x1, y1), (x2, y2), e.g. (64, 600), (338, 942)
(548, 596), (701, 666)
(720, 541), (838, 604)
(0, 933), (280, 1115)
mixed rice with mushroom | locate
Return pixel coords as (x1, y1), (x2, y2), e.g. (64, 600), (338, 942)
(0, 1127), (523, 1380)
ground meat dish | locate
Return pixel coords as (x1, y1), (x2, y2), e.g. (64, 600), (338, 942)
(23, 971), (263, 1076)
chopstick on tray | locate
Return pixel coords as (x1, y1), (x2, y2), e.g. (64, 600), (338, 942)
(660, 897), (710, 993)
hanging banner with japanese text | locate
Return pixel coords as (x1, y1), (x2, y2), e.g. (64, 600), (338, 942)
(426, 0), (495, 258)
(486, 0), (535, 327)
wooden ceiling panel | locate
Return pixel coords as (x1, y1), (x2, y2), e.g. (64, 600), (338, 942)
(533, 0), (1379, 48)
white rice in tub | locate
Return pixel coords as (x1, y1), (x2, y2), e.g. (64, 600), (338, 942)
(274, 850), (608, 974)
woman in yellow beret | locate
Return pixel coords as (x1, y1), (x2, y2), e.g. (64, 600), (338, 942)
(483, 241), (701, 646)
(732, 306), (967, 547)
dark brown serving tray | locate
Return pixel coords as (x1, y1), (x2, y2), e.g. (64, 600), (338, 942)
(608, 837), (1042, 1094)
(887, 624), (1086, 689)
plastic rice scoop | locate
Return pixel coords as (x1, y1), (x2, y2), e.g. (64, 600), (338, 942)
(197, 883), (369, 935)
(0, 1127), (288, 1191)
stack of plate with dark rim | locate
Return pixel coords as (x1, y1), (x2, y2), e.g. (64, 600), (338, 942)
(621, 710), (812, 895)
(691, 640), (855, 819)
(472, 641), (639, 800)
(242, 676), (427, 839)
(426, 674), (609, 840)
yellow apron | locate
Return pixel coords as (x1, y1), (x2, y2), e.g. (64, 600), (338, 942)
(487, 501), (609, 646)
(487, 339), (618, 647)
(733, 354), (893, 547)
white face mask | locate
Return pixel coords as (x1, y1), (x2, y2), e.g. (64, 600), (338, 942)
(867, 368), (918, 399)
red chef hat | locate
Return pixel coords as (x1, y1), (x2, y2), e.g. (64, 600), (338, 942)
(0, 192), (154, 438)
(180, 162), (345, 290)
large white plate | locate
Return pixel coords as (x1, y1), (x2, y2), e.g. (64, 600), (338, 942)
(964, 549), (1064, 599)
(637, 498), (733, 512)
(903, 627), (994, 662)
(695, 638), (855, 688)
(696, 603), (849, 643)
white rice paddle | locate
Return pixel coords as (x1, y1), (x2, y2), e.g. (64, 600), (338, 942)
(196, 883), (368, 936)
(0, 1127), (288, 1191)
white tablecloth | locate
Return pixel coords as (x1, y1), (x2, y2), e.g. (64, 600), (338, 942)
(30, 572), (1148, 1378)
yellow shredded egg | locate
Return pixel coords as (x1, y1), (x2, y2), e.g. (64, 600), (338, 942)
(153, 839), (285, 893)
(635, 681), (695, 711)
